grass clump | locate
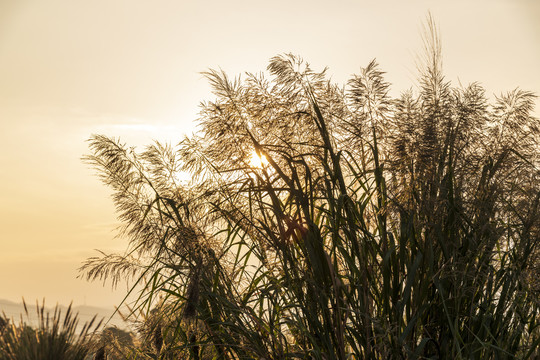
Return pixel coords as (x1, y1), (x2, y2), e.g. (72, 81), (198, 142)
(81, 18), (539, 359)
(0, 300), (102, 360)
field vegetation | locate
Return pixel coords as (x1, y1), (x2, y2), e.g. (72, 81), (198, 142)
(80, 20), (539, 359)
(3, 18), (537, 359)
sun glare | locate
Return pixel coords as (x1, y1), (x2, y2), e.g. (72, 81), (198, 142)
(250, 150), (269, 168)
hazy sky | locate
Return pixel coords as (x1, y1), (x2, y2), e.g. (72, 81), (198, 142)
(1, 0), (538, 308)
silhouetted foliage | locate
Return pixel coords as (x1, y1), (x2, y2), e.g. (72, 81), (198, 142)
(82, 17), (539, 359)
(0, 300), (101, 360)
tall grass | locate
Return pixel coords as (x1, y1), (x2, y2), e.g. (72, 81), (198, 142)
(0, 300), (102, 360)
(81, 19), (539, 359)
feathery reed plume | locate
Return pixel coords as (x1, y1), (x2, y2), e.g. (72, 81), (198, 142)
(80, 15), (539, 359)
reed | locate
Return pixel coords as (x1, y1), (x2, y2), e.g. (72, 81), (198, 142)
(82, 18), (539, 359)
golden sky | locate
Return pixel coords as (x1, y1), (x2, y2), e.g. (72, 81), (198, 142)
(0, 0), (538, 308)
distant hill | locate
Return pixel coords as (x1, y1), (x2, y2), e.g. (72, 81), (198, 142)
(0, 298), (129, 331)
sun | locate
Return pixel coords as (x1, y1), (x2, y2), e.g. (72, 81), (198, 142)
(249, 150), (269, 168)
